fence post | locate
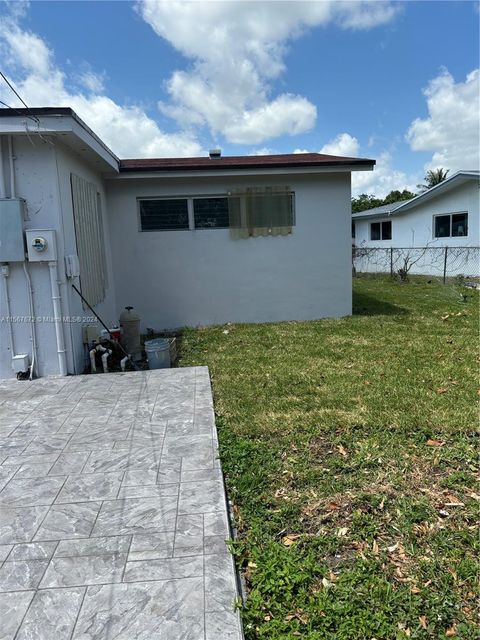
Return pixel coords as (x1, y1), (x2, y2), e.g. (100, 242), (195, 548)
(443, 246), (448, 284)
(390, 247), (393, 276)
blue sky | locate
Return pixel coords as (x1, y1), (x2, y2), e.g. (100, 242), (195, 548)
(0, 1), (478, 195)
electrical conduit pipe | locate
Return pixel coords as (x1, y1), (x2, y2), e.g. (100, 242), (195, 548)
(48, 261), (67, 376)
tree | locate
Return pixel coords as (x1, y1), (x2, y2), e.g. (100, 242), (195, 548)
(351, 189), (415, 213)
(383, 189), (416, 205)
(417, 168), (449, 192)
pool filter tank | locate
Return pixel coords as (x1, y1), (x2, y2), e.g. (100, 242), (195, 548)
(119, 306), (142, 361)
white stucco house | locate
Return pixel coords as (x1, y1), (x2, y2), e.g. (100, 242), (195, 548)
(352, 171), (480, 276)
(0, 107), (375, 380)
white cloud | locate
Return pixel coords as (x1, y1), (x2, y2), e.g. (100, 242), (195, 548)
(406, 68), (480, 173)
(0, 9), (203, 157)
(292, 133), (416, 198)
(292, 132), (360, 158)
(77, 69), (106, 94)
(352, 151), (419, 198)
(139, 0), (399, 144)
(320, 132), (360, 157)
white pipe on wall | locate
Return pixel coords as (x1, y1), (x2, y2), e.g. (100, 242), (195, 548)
(22, 263), (38, 380)
(48, 261), (68, 376)
(0, 137), (6, 198)
(1, 266), (15, 355)
(8, 136), (15, 198)
(89, 348), (97, 373)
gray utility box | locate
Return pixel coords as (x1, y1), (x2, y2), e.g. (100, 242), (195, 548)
(0, 199), (26, 262)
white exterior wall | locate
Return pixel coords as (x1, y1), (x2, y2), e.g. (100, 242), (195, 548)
(0, 136), (116, 379)
(106, 172), (352, 330)
(54, 145), (117, 374)
(354, 181), (479, 276)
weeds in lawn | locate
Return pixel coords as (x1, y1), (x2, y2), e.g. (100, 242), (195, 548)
(179, 277), (479, 639)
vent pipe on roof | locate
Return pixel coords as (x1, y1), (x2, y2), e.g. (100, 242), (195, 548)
(209, 149), (221, 159)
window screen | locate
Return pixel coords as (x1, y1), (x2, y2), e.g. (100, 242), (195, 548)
(193, 197), (229, 229)
(452, 213), (468, 237)
(139, 199), (189, 231)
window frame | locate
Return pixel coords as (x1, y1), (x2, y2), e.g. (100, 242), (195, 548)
(370, 219), (392, 241)
(433, 211), (468, 239)
(137, 191), (296, 234)
(192, 195), (231, 230)
(137, 197), (190, 232)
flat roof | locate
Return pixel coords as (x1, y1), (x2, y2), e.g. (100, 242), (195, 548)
(119, 153), (375, 172)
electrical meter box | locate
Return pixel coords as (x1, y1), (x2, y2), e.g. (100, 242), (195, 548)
(26, 229), (57, 262)
(0, 199), (26, 262)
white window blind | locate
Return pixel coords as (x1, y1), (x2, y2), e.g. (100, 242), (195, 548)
(71, 174), (107, 308)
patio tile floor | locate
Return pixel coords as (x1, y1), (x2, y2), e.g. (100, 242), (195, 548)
(0, 367), (243, 640)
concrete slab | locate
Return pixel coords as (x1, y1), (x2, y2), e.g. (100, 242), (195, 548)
(0, 367), (243, 640)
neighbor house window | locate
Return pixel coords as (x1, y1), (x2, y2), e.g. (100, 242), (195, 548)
(139, 199), (189, 231)
(370, 220), (391, 240)
(193, 197), (230, 229)
(434, 213), (468, 238)
(351, 222), (356, 239)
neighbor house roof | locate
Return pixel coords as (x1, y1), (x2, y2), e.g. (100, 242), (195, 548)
(119, 153), (375, 172)
(352, 170), (480, 221)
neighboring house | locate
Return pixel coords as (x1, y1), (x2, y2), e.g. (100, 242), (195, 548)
(352, 171), (480, 276)
(0, 107), (374, 379)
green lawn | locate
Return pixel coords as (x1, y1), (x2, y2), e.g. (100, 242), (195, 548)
(179, 276), (479, 640)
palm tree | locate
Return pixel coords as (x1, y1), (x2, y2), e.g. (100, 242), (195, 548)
(417, 168), (449, 192)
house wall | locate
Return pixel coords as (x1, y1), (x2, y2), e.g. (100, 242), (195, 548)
(354, 180), (479, 276)
(54, 144), (117, 374)
(106, 172), (352, 329)
(0, 135), (116, 379)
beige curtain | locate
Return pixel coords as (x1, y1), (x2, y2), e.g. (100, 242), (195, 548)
(228, 186), (293, 239)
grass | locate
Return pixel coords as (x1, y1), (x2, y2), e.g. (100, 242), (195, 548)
(178, 276), (479, 639)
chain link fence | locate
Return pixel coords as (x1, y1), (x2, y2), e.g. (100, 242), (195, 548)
(353, 246), (480, 283)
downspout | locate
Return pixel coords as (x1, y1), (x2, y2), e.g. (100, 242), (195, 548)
(48, 260), (68, 376)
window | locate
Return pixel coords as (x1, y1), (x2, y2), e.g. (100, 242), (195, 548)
(193, 197), (229, 229)
(137, 188), (295, 237)
(351, 222), (356, 239)
(139, 199), (189, 231)
(434, 212), (468, 238)
(229, 187), (295, 238)
(370, 220), (391, 241)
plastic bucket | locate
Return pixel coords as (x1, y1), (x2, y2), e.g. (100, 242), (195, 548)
(144, 338), (171, 370)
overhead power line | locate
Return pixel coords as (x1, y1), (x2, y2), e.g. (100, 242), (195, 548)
(0, 71), (40, 124)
